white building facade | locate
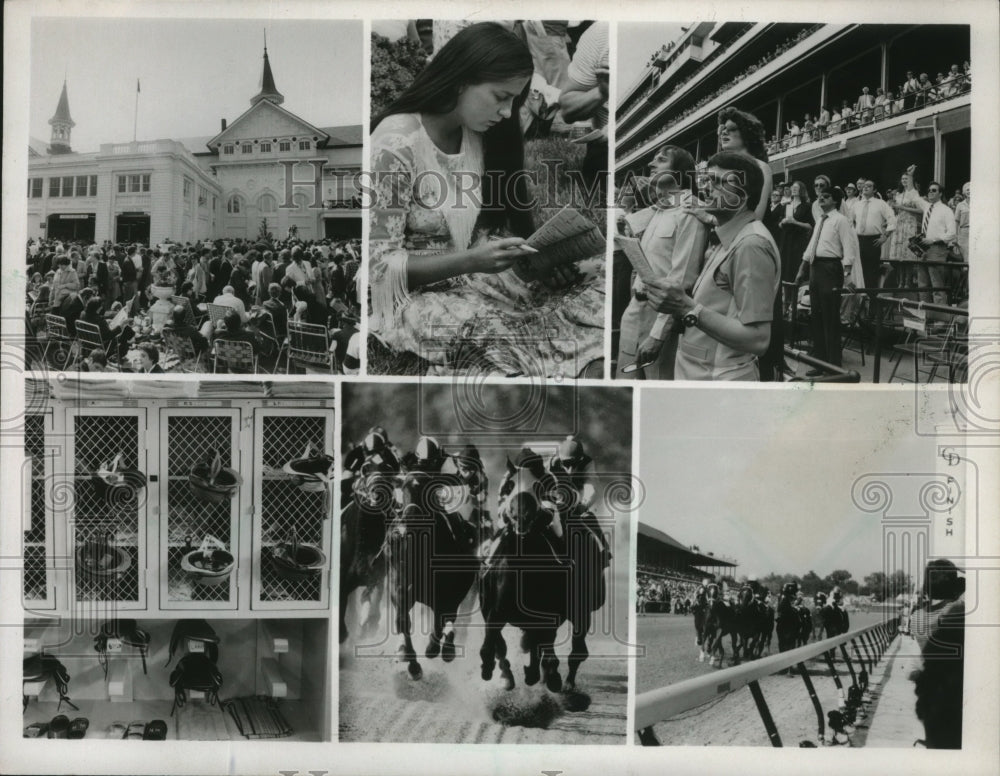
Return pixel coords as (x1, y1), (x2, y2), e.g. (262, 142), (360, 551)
(27, 48), (361, 245)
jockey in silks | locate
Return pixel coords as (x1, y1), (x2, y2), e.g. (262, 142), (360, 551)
(341, 425), (401, 504)
(453, 444), (492, 550)
(544, 435), (612, 569)
(399, 436), (478, 550)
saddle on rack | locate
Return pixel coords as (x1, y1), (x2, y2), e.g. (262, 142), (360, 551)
(23, 653), (77, 713)
(165, 619), (220, 666)
(94, 619), (151, 677)
(169, 654), (223, 715)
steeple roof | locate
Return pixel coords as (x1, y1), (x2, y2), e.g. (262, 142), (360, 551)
(49, 80), (75, 127)
(251, 46), (284, 106)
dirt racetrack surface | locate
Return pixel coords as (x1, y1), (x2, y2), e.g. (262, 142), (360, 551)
(339, 604), (627, 744)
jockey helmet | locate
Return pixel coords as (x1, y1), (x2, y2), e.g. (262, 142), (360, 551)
(415, 436), (442, 462)
(557, 435), (585, 462)
(815, 591), (828, 604)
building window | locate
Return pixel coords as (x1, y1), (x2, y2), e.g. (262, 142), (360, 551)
(29, 178), (43, 198)
(142, 174), (151, 192)
(258, 193), (277, 214)
(241, 143), (253, 154)
(183, 178), (193, 199)
(49, 178), (61, 197)
(118, 176), (126, 193)
(62, 176), (74, 197)
(298, 140), (311, 151)
(118, 174), (151, 193)
(279, 140), (291, 152)
(76, 176), (89, 196)
(260, 142), (271, 153)
(212, 195), (217, 210)
(198, 187), (207, 207)
(223, 144), (234, 155)
(227, 195), (242, 214)
(89, 175), (98, 196)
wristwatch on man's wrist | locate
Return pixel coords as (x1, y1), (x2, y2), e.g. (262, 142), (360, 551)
(682, 303), (704, 329)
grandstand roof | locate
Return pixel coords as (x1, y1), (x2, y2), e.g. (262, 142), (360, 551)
(638, 522), (736, 568)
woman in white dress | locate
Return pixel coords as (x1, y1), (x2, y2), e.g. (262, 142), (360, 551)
(368, 22), (605, 376)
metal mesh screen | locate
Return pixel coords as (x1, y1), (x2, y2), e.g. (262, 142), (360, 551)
(73, 415), (141, 603)
(166, 415), (234, 603)
(260, 415), (327, 602)
(24, 414), (46, 544)
(23, 545), (48, 602)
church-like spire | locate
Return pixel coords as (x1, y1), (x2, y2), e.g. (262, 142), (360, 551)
(48, 80), (75, 154)
(251, 40), (284, 106)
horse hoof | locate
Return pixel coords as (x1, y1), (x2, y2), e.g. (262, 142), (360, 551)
(545, 672), (563, 693)
(562, 677), (576, 693)
(501, 672), (515, 692)
(481, 666), (494, 681)
(425, 638), (441, 659)
(408, 662), (423, 680)
(524, 666), (540, 686)
(441, 638), (456, 663)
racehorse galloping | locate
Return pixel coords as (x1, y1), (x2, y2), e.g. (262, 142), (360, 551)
(480, 449), (607, 693)
(775, 583), (801, 655)
(757, 591), (776, 657)
(339, 436), (399, 644)
(733, 585), (764, 661)
(701, 584), (739, 667)
(386, 439), (479, 680)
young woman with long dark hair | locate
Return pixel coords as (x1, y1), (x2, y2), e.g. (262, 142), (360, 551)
(368, 22), (605, 376)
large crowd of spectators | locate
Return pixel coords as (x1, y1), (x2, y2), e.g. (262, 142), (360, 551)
(636, 569), (706, 614)
(26, 234), (361, 373)
(620, 26), (820, 157)
(768, 62), (971, 156)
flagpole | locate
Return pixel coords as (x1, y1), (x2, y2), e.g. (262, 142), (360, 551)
(133, 79), (140, 142)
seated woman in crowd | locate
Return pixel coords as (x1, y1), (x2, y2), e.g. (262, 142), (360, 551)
(81, 297), (134, 361)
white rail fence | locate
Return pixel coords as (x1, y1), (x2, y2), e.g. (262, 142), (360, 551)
(636, 617), (899, 746)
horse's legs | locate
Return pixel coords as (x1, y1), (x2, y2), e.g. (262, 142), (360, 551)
(540, 630), (562, 693)
(480, 622), (498, 681)
(360, 580), (384, 640)
(522, 630), (542, 686)
(565, 613), (590, 692)
(395, 594), (422, 680)
(495, 630), (514, 690)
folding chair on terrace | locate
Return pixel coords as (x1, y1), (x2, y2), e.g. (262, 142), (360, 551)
(213, 338), (258, 374)
(286, 320), (336, 374)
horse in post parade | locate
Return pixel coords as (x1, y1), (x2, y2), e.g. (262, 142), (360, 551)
(700, 583), (740, 666)
(386, 437), (480, 680)
(811, 591), (829, 642)
(692, 582), (712, 662)
(339, 427), (399, 644)
(775, 582), (801, 655)
(479, 447), (607, 693)
(756, 590), (776, 657)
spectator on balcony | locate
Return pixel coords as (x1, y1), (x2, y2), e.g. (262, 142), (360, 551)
(843, 183), (859, 214)
(763, 189), (785, 241)
(785, 119), (801, 148)
(856, 86), (875, 124)
(915, 73), (936, 108)
(802, 113), (815, 143)
(902, 70), (920, 111)
(816, 105), (831, 139)
(839, 100), (854, 132)
(828, 105), (842, 136)
(873, 87), (888, 121)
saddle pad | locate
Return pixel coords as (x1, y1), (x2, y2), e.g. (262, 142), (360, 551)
(174, 700), (230, 740)
(222, 696), (293, 739)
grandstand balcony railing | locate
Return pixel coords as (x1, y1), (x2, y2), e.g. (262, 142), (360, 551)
(636, 616), (899, 746)
(617, 24), (844, 170)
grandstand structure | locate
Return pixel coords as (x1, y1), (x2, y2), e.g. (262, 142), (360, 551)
(616, 23), (971, 194)
(638, 522), (737, 582)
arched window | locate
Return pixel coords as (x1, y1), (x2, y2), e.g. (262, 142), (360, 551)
(258, 193), (277, 214)
(227, 194), (243, 214)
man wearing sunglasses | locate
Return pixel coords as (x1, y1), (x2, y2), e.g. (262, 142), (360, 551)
(916, 181), (957, 306)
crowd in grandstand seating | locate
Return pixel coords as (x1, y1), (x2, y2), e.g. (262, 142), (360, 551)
(636, 570), (706, 614)
(620, 26), (821, 157)
(768, 62), (971, 155)
(26, 234), (361, 373)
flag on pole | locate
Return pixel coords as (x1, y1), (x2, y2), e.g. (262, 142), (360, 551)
(137, 79), (141, 93)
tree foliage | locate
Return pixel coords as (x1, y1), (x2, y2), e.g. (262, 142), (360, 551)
(370, 33), (427, 118)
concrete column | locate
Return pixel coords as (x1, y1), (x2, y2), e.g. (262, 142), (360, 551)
(820, 73), (828, 113)
(933, 119), (944, 184)
(775, 97), (784, 141)
(880, 42), (889, 92)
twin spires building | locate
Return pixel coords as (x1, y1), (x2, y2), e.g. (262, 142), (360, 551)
(27, 46), (362, 245)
